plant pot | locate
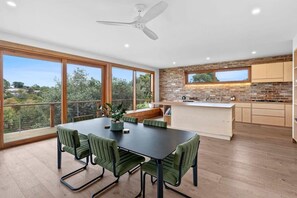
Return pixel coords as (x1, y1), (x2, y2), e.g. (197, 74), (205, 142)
(110, 121), (124, 131)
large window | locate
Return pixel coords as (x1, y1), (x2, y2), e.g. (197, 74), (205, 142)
(67, 63), (102, 122)
(186, 67), (250, 84)
(112, 67), (133, 110)
(3, 54), (61, 143)
(136, 72), (152, 109)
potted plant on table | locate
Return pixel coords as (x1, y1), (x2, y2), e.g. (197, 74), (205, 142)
(104, 103), (126, 131)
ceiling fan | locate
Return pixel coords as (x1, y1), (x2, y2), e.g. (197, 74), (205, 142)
(96, 1), (168, 40)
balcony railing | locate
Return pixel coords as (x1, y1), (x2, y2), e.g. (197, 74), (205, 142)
(3, 100), (101, 134)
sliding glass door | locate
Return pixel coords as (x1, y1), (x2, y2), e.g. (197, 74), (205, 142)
(67, 63), (102, 122)
(2, 54), (61, 143)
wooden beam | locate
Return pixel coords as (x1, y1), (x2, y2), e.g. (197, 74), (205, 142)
(133, 71), (136, 110)
(0, 51), (4, 149)
(104, 63), (112, 104)
(61, 59), (68, 123)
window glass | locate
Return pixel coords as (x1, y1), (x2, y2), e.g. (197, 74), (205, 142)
(188, 72), (214, 83)
(3, 55), (61, 143)
(215, 69), (249, 82)
(112, 67), (133, 110)
(136, 72), (152, 109)
(187, 68), (249, 84)
(67, 64), (102, 122)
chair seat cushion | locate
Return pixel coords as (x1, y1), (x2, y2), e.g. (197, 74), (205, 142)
(142, 154), (180, 186)
(94, 149), (145, 176)
(63, 139), (89, 159)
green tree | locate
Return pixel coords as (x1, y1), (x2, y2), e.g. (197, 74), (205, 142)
(12, 81), (24, 88)
(4, 79), (10, 89)
(191, 73), (215, 82)
(136, 73), (152, 109)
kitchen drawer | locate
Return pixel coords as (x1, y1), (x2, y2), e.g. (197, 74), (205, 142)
(252, 115), (284, 126)
(252, 103), (284, 110)
(235, 103), (251, 108)
(252, 109), (285, 117)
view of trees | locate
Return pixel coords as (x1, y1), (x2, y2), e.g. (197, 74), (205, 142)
(3, 67), (152, 133)
(189, 72), (216, 83)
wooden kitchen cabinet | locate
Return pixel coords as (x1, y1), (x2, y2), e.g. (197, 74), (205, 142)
(242, 108), (251, 122)
(251, 103), (285, 127)
(252, 62), (284, 82)
(234, 103), (251, 123)
(283, 61), (292, 82)
(285, 104), (292, 127)
(235, 107), (242, 122)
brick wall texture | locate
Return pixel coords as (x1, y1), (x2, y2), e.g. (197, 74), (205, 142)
(159, 55), (292, 102)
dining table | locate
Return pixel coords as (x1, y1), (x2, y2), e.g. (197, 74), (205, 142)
(57, 117), (197, 198)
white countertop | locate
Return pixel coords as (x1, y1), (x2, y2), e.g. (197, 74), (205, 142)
(153, 101), (235, 108)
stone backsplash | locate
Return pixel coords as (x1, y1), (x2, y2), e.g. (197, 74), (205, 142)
(159, 55), (293, 103)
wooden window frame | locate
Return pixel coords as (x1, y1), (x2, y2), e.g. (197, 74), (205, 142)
(185, 67), (251, 85)
(0, 40), (155, 149)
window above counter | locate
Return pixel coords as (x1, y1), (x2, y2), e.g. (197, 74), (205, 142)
(185, 67), (251, 85)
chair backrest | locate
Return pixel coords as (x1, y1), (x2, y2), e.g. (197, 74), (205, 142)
(174, 134), (200, 174)
(57, 126), (80, 148)
(143, 119), (167, 128)
(122, 116), (138, 124)
(73, 114), (95, 122)
(88, 134), (120, 164)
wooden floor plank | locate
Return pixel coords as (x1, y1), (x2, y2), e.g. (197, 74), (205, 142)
(0, 123), (297, 198)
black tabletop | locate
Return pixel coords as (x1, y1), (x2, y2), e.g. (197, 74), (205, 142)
(58, 117), (196, 160)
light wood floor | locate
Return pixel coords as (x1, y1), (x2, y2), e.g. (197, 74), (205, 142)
(0, 123), (297, 198)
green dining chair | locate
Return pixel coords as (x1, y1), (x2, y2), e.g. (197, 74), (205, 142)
(57, 126), (103, 191)
(141, 134), (200, 198)
(88, 134), (145, 198)
(123, 116), (138, 124)
(143, 119), (167, 128)
(72, 114), (95, 140)
(73, 114), (95, 122)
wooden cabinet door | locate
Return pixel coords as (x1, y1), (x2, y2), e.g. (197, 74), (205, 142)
(266, 62), (283, 81)
(242, 108), (251, 123)
(252, 64), (267, 82)
(283, 61), (292, 82)
(235, 107), (242, 122)
(285, 104), (292, 127)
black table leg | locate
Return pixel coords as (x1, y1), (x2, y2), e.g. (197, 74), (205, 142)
(193, 154), (198, 186)
(57, 138), (61, 169)
(157, 159), (163, 198)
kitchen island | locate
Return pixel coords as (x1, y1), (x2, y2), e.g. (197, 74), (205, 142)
(154, 101), (235, 140)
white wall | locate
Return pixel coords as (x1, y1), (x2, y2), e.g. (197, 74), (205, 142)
(293, 34), (297, 140)
(0, 32), (160, 101)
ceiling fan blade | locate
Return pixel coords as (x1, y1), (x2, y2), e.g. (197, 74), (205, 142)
(96, 20), (135, 26)
(139, 1), (168, 23)
(143, 26), (158, 40)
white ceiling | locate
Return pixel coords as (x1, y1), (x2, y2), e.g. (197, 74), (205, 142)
(0, 0), (297, 68)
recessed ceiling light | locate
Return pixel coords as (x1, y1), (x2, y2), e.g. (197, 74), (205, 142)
(206, 57), (210, 60)
(124, 44), (130, 48)
(252, 51), (257, 54)
(173, 61), (176, 65)
(251, 8), (261, 15)
(6, 1), (16, 7)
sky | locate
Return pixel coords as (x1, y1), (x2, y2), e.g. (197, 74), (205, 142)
(3, 55), (150, 87)
(3, 55), (102, 87)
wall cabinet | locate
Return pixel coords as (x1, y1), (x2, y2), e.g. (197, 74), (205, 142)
(283, 61), (293, 82)
(252, 62), (284, 82)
